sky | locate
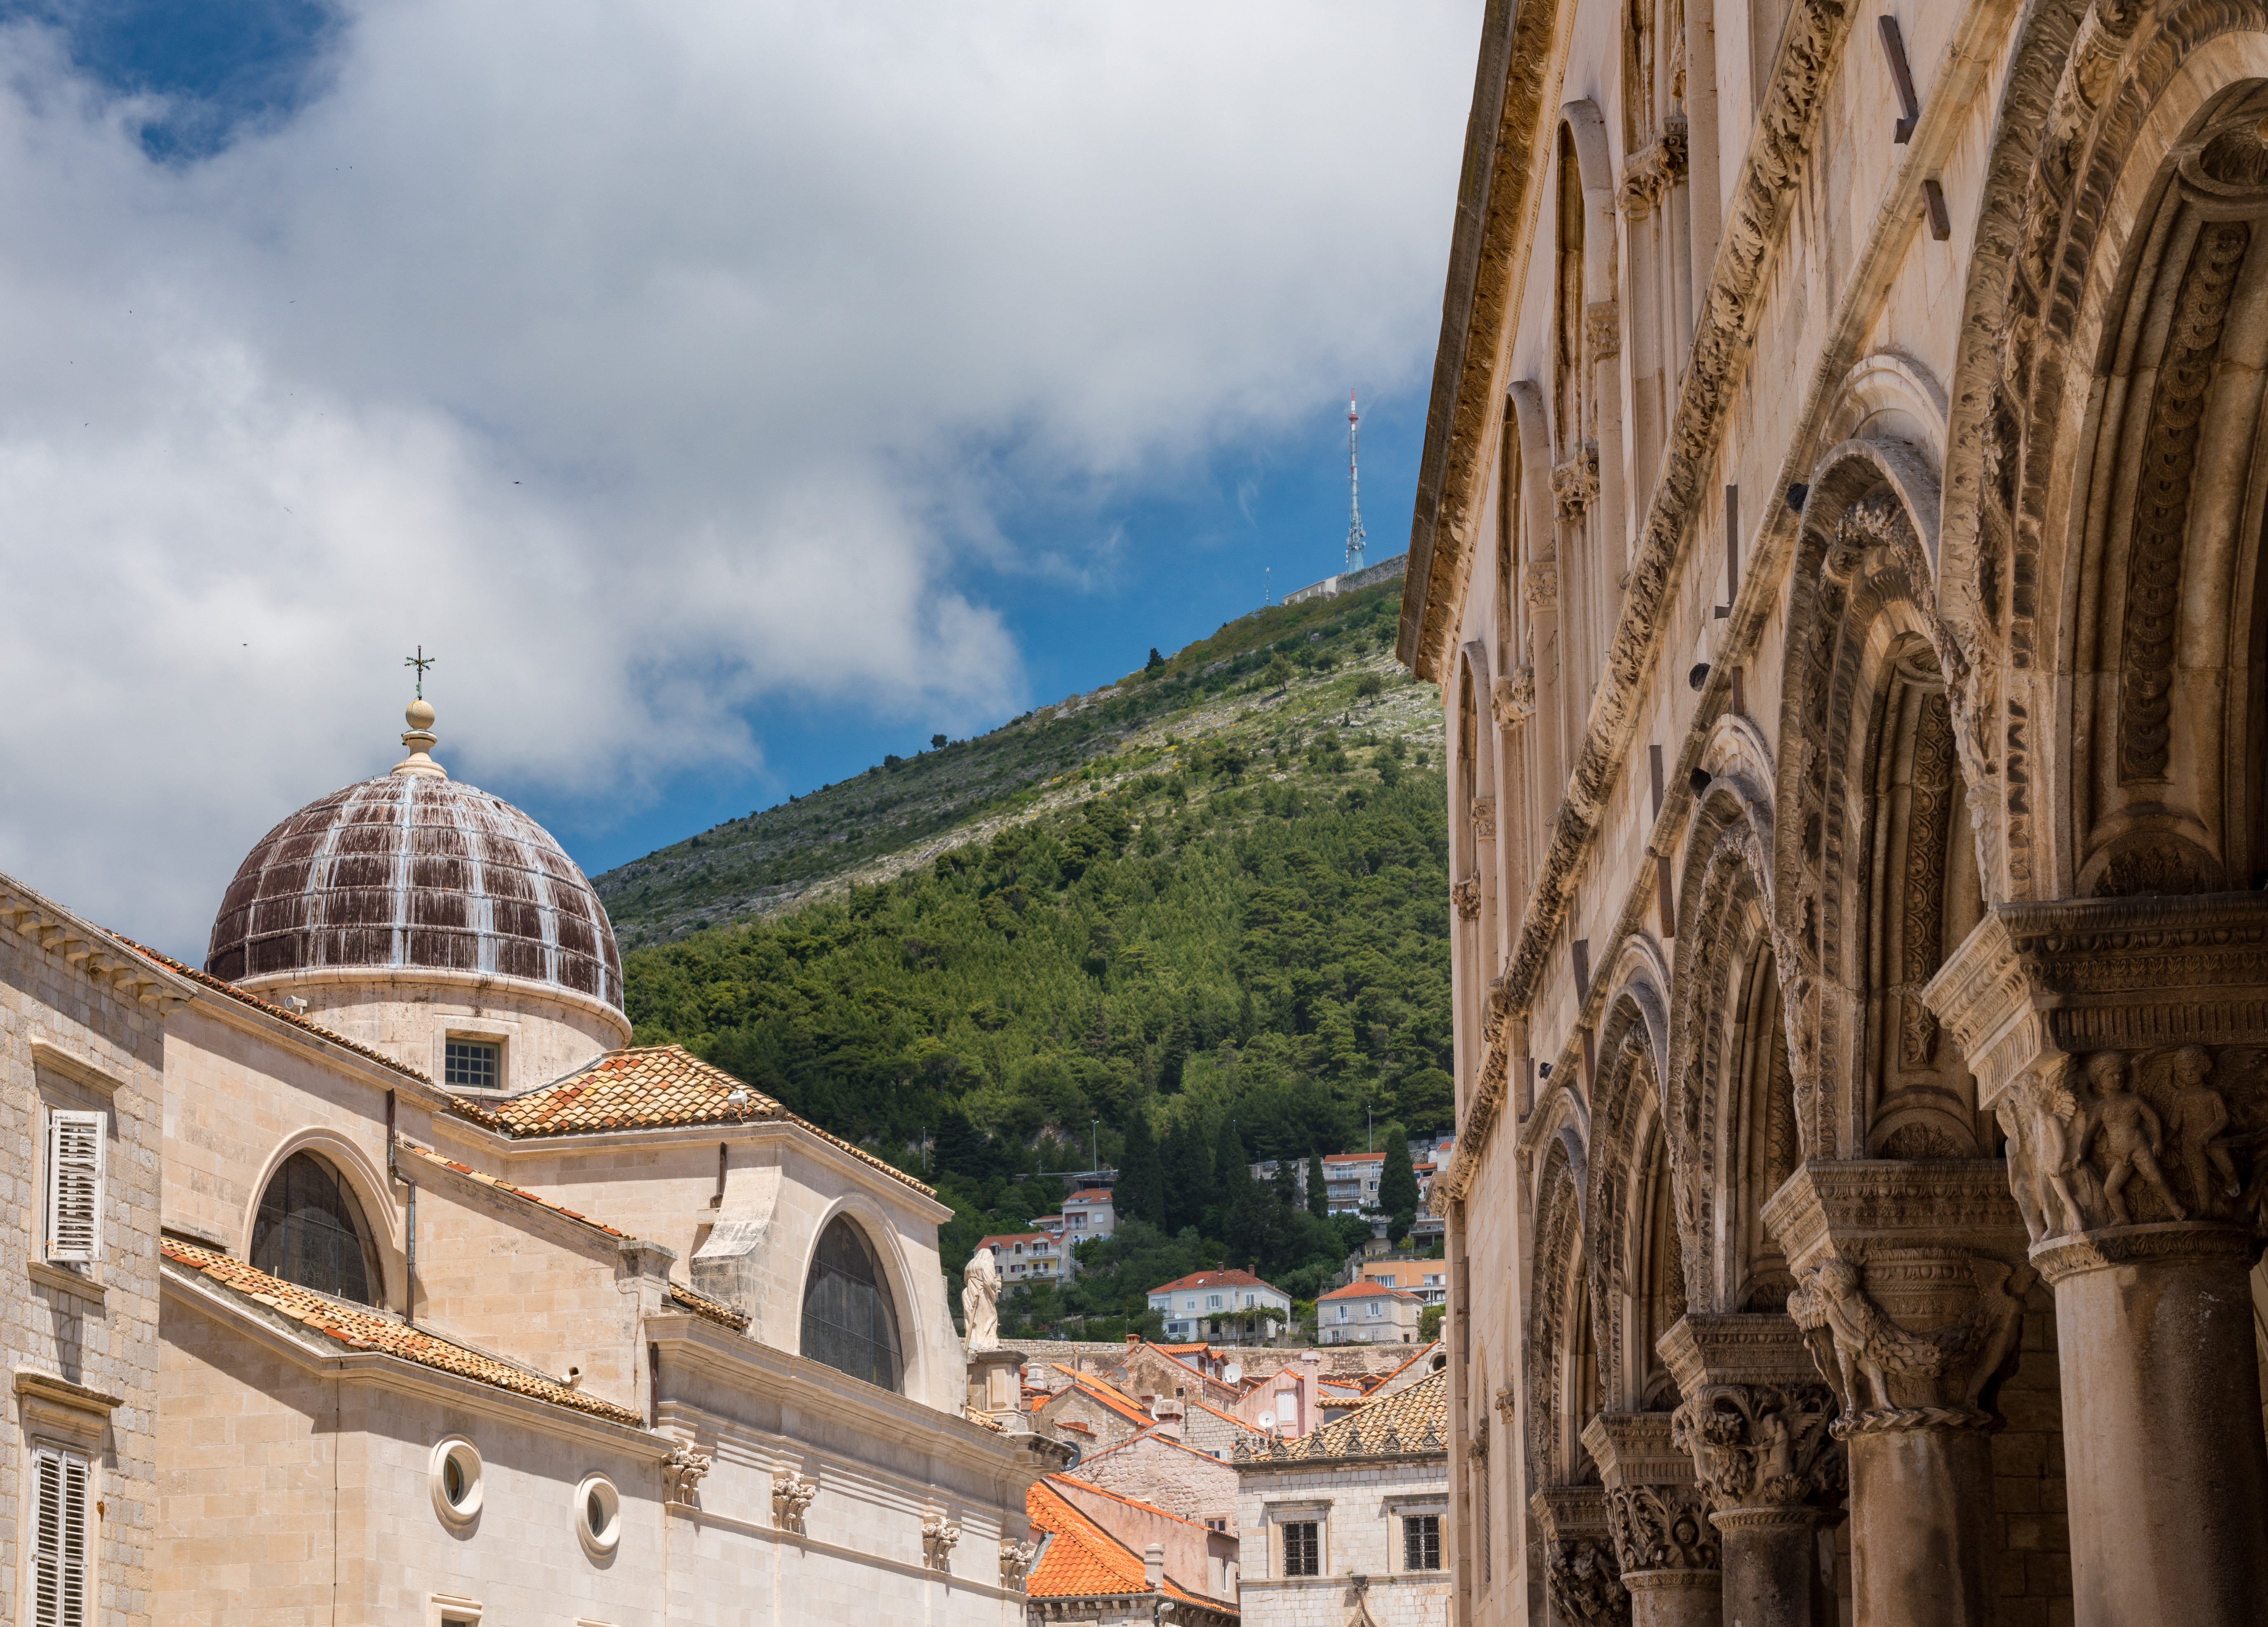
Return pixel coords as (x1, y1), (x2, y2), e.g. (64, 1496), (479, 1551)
(0, 0), (1481, 958)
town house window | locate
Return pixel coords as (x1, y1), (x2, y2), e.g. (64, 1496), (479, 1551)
(43, 1111), (105, 1265)
(29, 1443), (89, 1627)
(1403, 1514), (1441, 1570)
(1282, 1521), (1320, 1577)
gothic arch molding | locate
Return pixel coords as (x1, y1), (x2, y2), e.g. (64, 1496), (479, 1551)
(238, 1128), (404, 1311)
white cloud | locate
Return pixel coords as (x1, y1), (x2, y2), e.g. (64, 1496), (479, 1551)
(0, 0), (1478, 951)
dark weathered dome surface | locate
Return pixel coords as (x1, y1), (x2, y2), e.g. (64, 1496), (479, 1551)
(206, 775), (623, 1008)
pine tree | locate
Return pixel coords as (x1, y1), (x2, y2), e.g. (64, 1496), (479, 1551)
(1306, 1147), (1330, 1219)
(1117, 1110), (1165, 1227)
(1160, 1117), (1212, 1234)
(1212, 1118), (1251, 1215)
(1379, 1134), (1420, 1238)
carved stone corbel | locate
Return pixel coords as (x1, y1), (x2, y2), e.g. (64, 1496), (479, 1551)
(999, 1538), (1037, 1592)
(663, 1443), (712, 1505)
(1452, 877), (1482, 922)
(1551, 449), (1600, 521)
(1532, 1486), (1629, 1627)
(1470, 797), (1497, 843)
(1583, 1412), (1721, 1613)
(1491, 666), (1535, 728)
(771, 1470), (816, 1533)
(1524, 559), (1559, 613)
(921, 1512), (961, 1572)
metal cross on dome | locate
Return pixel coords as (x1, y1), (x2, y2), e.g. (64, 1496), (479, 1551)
(404, 645), (436, 698)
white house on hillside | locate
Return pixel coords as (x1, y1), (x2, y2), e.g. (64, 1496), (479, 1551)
(1148, 1269), (1290, 1343)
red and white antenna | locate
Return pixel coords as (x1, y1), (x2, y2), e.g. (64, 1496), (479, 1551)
(1345, 392), (1368, 572)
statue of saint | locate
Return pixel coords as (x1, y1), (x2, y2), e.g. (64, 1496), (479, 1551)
(962, 1245), (1002, 1355)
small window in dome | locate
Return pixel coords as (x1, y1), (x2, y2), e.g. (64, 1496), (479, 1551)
(445, 1040), (501, 1091)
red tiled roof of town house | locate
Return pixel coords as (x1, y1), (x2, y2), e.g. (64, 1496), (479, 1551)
(1148, 1268), (1277, 1295)
(1047, 1369), (1157, 1429)
(1024, 1479), (1235, 1612)
(160, 1238), (644, 1426)
(446, 1045), (934, 1196)
(1319, 1281), (1422, 1302)
(1322, 1152), (1381, 1163)
(1052, 1472), (1214, 1530)
(1064, 1188), (1114, 1203)
(976, 1232), (1052, 1250)
(1244, 1370), (1449, 1463)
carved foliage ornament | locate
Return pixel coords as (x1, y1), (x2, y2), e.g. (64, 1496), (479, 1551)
(1525, 559), (1560, 613)
(1452, 877), (1483, 922)
(1785, 1255), (2033, 1436)
(1545, 1536), (1631, 1626)
(2000, 1045), (2268, 1245)
(1585, 301), (1622, 360)
(1605, 1483), (1720, 1575)
(1471, 797), (1498, 842)
(1617, 127), (1689, 220)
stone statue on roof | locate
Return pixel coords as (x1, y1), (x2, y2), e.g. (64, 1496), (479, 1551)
(963, 1244), (1002, 1355)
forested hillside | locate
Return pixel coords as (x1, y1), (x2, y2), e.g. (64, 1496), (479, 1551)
(613, 580), (1454, 1336)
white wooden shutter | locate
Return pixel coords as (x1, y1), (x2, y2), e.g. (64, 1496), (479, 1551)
(45, 1111), (104, 1264)
(31, 1445), (89, 1627)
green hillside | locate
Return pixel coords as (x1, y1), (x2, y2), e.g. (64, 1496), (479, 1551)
(608, 579), (1455, 1336)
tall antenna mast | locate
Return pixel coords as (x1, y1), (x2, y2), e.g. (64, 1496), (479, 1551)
(1345, 392), (1367, 572)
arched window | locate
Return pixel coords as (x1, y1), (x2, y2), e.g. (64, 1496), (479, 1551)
(252, 1151), (381, 1304)
(800, 1216), (903, 1392)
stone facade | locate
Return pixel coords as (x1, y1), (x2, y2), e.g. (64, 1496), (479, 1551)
(0, 874), (192, 1627)
(1401, 3), (2268, 1625)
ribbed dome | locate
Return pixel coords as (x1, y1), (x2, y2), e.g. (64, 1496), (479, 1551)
(206, 773), (623, 1008)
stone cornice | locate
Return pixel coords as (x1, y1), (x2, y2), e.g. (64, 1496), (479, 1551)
(1657, 1315), (1821, 1395)
(0, 873), (195, 1013)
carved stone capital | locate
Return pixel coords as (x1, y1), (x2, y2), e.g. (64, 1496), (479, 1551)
(1452, 876), (1482, 922)
(1491, 666), (1535, 728)
(1617, 130), (1689, 220)
(1551, 447), (1600, 521)
(1581, 1414), (1720, 1577)
(2029, 1218), (2259, 1287)
(1670, 1382), (1843, 1509)
(921, 1512), (961, 1571)
(1470, 796), (1497, 842)
(1533, 1487), (1629, 1626)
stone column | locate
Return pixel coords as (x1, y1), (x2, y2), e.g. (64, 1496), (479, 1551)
(1762, 1162), (2030, 1627)
(1659, 1316), (1842, 1627)
(1532, 1485), (1630, 1627)
(1927, 894), (2268, 1627)
(1581, 1413), (1720, 1627)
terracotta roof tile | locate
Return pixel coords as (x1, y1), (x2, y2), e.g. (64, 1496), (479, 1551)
(398, 1145), (626, 1236)
(669, 1281), (751, 1330)
(1148, 1268), (1278, 1295)
(1045, 1370), (1155, 1429)
(449, 1045), (934, 1196)
(1319, 1281), (1421, 1302)
(1240, 1369), (1447, 1462)
(161, 1238), (642, 1427)
(1025, 1479), (1233, 1611)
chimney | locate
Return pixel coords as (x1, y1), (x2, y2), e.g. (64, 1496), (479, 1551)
(1127, 1334), (1141, 1352)
(1145, 1544), (1165, 1592)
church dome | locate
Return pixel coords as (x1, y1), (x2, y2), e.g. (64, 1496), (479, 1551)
(205, 702), (623, 1009)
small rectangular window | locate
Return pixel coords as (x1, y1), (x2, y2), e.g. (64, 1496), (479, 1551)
(1282, 1521), (1320, 1577)
(45, 1111), (105, 1264)
(31, 1444), (89, 1627)
(1404, 1513), (1441, 1570)
(444, 1040), (500, 1091)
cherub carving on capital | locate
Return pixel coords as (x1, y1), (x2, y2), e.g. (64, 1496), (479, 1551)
(1669, 1383), (1840, 1510)
(1786, 1255), (2033, 1435)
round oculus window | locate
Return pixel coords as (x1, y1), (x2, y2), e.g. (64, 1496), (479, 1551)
(428, 1437), (483, 1527)
(576, 1473), (621, 1560)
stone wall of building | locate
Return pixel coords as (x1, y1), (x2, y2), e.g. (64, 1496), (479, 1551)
(0, 879), (184, 1627)
(1069, 1433), (1240, 1532)
(1235, 1456), (1450, 1627)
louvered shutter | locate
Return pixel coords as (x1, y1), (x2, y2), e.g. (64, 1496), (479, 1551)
(45, 1111), (105, 1264)
(31, 1445), (89, 1627)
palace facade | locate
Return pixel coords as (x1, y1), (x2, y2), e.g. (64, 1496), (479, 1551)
(1400, 2), (2268, 1624)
